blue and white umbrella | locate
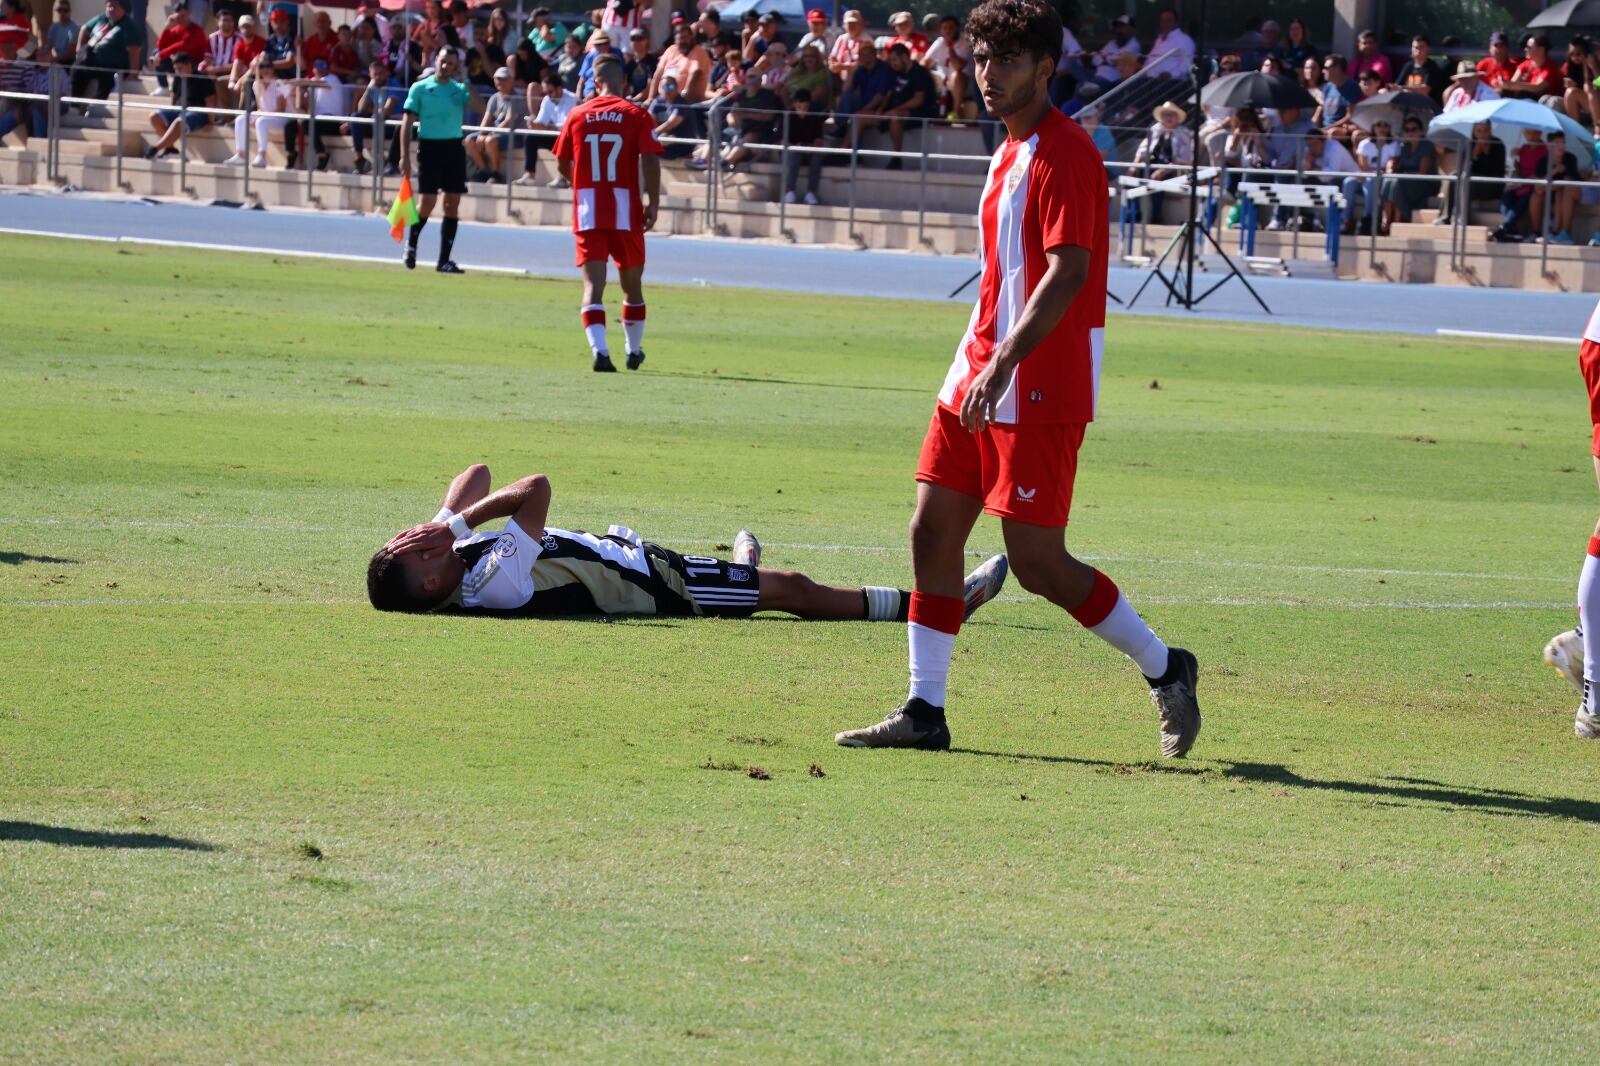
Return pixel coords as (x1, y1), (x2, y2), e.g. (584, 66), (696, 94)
(1428, 98), (1596, 170)
(718, 0), (811, 23)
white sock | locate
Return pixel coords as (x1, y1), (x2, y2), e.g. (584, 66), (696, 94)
(862, 586), (904, 622)
(622, 302), (646, 354)
(907, 622), (957, 707)
(1580, 544), (1600, 713)
(582, 304), (607, 355)
(1090, 594), (1170, 679)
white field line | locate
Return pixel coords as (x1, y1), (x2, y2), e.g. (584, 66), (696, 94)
(1436, 328), (1575, 346)
(0, 595), (1568, 610)
(0, 227), (532, 276)
(0, 516), (1569, 585)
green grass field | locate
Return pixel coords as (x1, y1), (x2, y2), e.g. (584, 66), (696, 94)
(3, 232), (1600, 1062)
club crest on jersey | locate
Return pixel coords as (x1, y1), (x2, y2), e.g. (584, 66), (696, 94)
(493, 535), (517, 559)
(1029, 389), (1043, 403)
(728, 566), (750, 583)
(1004, 155), (1027, 193)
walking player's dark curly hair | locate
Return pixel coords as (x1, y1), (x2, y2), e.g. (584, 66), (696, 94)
(965, 0), (1063, 65)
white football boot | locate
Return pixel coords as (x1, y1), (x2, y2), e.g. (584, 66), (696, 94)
(1544, 629), (1584, 694)
(733, 530), (762, 567)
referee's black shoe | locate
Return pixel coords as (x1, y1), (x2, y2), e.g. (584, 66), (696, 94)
(436, 261), (464, 274)
(625, 349), (645, 371)
(593, 352), (618, 372)
(403, 246), (417, 270)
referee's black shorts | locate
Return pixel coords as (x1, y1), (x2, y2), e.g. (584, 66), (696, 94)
(417, 137), (467, 195)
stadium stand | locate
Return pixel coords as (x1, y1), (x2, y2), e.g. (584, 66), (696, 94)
(3, 3), (1599, 289)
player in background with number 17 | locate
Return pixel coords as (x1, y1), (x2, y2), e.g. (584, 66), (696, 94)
(554, 56), (664, 373)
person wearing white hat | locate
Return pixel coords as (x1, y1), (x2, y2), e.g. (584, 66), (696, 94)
(1126, 101), (1192, 222)
(1443, 59), (1498, 112)
(875, 10), (929, 62)
(465, 64), (527, 182)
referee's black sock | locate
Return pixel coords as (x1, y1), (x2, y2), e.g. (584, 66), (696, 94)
(439, 217), (458, 265)
(408, 220), (426, 251)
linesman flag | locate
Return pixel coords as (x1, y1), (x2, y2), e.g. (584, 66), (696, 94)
(387, 175), (420, 242)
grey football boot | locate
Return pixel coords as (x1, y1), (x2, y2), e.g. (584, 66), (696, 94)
(1149, 647), (1201, 759)
(834, 698), (951, 750)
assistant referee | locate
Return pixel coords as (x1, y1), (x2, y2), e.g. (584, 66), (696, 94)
(400, 46), (470, 274)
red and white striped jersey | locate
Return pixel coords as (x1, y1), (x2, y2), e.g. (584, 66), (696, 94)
(1587, 296), (1600, 344)
(939, 108), (1108, 425)
(600, 0), (642, 31)
(553, 94), (664, 233)
(207, 30), (242, 70)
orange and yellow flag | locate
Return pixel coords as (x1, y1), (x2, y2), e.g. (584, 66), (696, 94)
(387, 175), (421, 242)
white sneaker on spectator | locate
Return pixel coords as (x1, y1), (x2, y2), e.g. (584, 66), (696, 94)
(1266, 218), (1284, 231)
(223, 154), (245, 166)
(251, 155), (267, 168)
(782, 190), (796, 204)
(514, 174), (538, 185)
(547, 177), (570, 188)
(804, 192), (818, 205)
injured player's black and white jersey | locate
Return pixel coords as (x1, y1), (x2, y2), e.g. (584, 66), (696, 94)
(442, 518), (760, 617)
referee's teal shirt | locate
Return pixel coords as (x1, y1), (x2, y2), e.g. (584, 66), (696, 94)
(403, 75), (469, 139)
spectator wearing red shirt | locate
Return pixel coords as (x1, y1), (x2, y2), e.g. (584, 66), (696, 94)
(875, 11), (930, 62)
(1502, 33), (1561, 99)
(329, 23), (360, 81)
(227, 13), (264, 92)
(1348, 29), (1392, 86)
(1474, 31), (1518, 91)
(154, 4), (208, 89)
(299, 9), (337, 76)
(1, 0), (29, 33)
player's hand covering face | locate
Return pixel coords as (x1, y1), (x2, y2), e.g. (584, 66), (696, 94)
(383, 522), (455, 557)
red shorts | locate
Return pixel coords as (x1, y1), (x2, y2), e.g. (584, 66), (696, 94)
(1582, 338), (1600, 456)
(915, 404), (1086, 527)
(574, 227), (646, 270)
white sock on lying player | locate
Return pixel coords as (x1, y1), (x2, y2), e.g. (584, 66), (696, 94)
(582, 304), (607, 355)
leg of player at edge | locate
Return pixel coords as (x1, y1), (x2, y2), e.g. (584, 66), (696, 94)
(580, 259), (615, 372)
(1543, 298), (1600, 738)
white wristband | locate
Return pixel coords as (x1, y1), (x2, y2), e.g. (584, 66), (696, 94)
(446, 513), (472, 540)
(431, 506), (454, 524)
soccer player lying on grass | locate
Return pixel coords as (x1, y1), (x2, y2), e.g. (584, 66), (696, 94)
(1544, 294), (1600, 739)
(367, 464), (1009, 621)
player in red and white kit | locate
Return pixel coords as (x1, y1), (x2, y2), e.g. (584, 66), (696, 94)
(553, 56), (663, 373)
(836, 0), (1201, 757)
(1543, 296), (1600, 738)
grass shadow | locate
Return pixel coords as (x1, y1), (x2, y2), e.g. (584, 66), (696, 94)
(950, 750), (1600, 825)
(0, 552), (80, 565)
(0, 821), (219, 851)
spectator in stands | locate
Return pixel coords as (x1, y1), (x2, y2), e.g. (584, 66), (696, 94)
(152, 2), (206, 90)
(788, 43), (831, 112)
(143, 51), (212, 159)
(525, 68), (572, 186)
(648, 16), (708, 104)
(923, 13), (971, 120)
(781, 86), (826, 204)
(485, 7), (516, 57)
(1394, 35), (1446, 101)
(1502, 34), (1560, 100)
(1348, 29), (1391, 87)
(0, 26), (29, 141)
(226, 14), (264, 94)
(0, 0), (24, 32)
(0, 30), (51, 145)
(556, 32), (583, 92)
(712, 65), (781, 170)
(465, 65), (524, 182)
(794, 8), (836, 63)
(262, 8), (296, 78)
(757, 40), (789, 95)
(650, 73), (698, 159)
(411, 0), (447, 50)
(1444, 61), (1497, 111)
(1533, 131), (1583, 244)
(509, 38), (546, 90)
(329, 24), (361, 83)
(345, 56), (404, 175)
(1073, 103), (1116, 159)
(1146, 8), (1195, 80)
(1259, 54), (1289, 80)
(225, 53), (288, 166)
(706, 33), (734, 100)
(1283, 18), (1318, 70)
(743, 12), (781, 64)
(1299, 55), (1322, 94)
(446, 1), (475, 50)
(1562, 36), (1599, 129)
(1494, 125), (1547, 240)
(1325, 69), (1380, 145)
(1272, 124), (1357, 230)
(204, 9), (242, 108)
(47, 0), (78, 65)
(298, 9), (337, 77)
(1377, 114), (1437, 233)
(828, 9), (869, 82)
(1438, 119), (1505, 225)
(1344, 116), (1395, 229)
(878, 41), (936, 168)
(623, 27), (654, 100)
(295, 55), (347, 171)
(1476, 31), (1517, 92)
(71, 0), (143, 103)
(1089, 15), (1140, 89)
(1242, 18), (1282, 71)
(528, 8), (565, 62)
(876, 11), (929, 62)
(1264, 105), (1312, 169)
(578, 28), (621, 98)
(693, 9), (720, 49)
(1127, 101), (1192, 222)
(1221, 106), (1266, 193)
(839, 39), (892, 126)
(1314, 54), (1356, 129)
